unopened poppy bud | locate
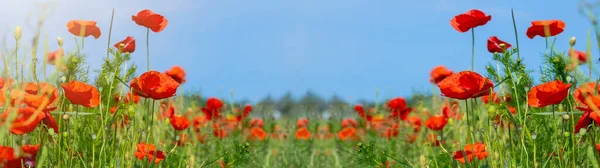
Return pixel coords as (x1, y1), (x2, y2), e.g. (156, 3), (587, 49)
(57, 37), (63, 47)
(580, 128), (587, 135)
(569, 37), (576, 46)
(531, 133), (537, 140)
(63, 114), (70, 120)
(14, 26), (21, 40)
(562, 114), (570, 120)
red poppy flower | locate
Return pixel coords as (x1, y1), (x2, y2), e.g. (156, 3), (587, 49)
(341, 118), (358, 128)
(574, 82), (600, 107)
(425, 116), (448, 131)
(453, 142), (489, 164)
(124, 92), (141, 104)
(170, 115), (190, 131)
(202, 97), (224, 120)
(406, 116), (422, 132)
(487, 36), (512, 53)
(130, 71), (179, 100)
(570, 49), (587, 65)
(165, 65), (186, 84)
(387, 97), (412, 120)
(133, 143), (166, 164)
(481, 92), (498, 104)
(47, 49), (64, 65)
(242, 104), (253, 119)
(11, 82), (60, 110)
(526, 20), (566, 39)
(450, 9), (491, 33)
(527, 80), (571, 108)
(354, 104), (366, 118)
(248, 127), (267, 141)
(442, 101), (461, 120)
(437, 71), (494, 100)
(0, 107), (46, 134)
(67, 20), (101, 38)
(338, 127), (357, 141)
(297, 118), (309, 128)
(250, 118), (264, 128)
(62, 80), (100, 108)
(0, 144), (40, 168)
(114, 36), (136, 53)
(430, 66), (454, 84)
(596, 144), (600, 154)
(159, 101), (175, 120)
(132, 9), (168, 33)
(295, 127), (311, 140)
(193, 115), (208, 132)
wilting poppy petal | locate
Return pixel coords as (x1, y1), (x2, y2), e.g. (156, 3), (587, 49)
(61, 80), (100, 108)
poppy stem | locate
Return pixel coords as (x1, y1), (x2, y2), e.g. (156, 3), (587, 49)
(105, 9), (115, 60)
(146, 28), (150, 71)
(471, 28), (475, 71)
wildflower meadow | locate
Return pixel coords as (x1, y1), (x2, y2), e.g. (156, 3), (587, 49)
(6, 1), (600, 168)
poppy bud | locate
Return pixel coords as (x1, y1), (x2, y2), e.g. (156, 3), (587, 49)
(531, 133), (537, 140)
(56, 37), (63, 47)
(14, 26), (21, 40)
(562, 114), (569, 120)
(63, 114), (70, 120)
(569, 37), (576, 46)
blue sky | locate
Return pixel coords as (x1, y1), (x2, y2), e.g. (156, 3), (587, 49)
(0, 0), (597, 103)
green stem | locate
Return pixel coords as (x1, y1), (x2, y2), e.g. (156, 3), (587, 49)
(146, 28), (150, 71)
(471, 28), (475, 71)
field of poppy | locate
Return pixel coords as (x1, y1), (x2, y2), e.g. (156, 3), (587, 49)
(6, 1), (600, 168)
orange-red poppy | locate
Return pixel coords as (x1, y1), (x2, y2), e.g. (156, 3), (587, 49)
(0, 107), (46, 134)
(61, 80), (100, 108)
(165, 65), (186, 84)
(526, 20), (566, 39)
(341, 118), (357, 128)
(202, 97), (224, 120)
(387, 97), (412, 120)
(241, 104), (253, 119)
(406, 116), (422, 132)
(0, 144), (40, 168)
(354, 104), (367, 118)
(453, 142), (489, 164)
(132, 9), (168, 33)
(67, 20), (101, 38)
(250, 118), (264, 128)
(133, 143), (166, 164)
(11, 82), (60, 110)
(114, 36), (136, 53)
(130, 71), (179, 100)
(487, 36), (512, 53)
(193, 115), (208, 132)
(437, 71), (494, 100)
(170, 115), (190, 131)
(442, 100), (461, 120)
(297, 118), (309, 128)
(425, 116), (448, 131)
(337, 127), (357, 141)
(159, 101), (175, 120)
(450, 9), (491, 33)
(295, 127), (311, 140)
(47, 49), (64, 65)
(248, 127), (267, 141)
(569, 49), (587, 65)
(527, 80), (571, 108)
(430, 66), (454, 84)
